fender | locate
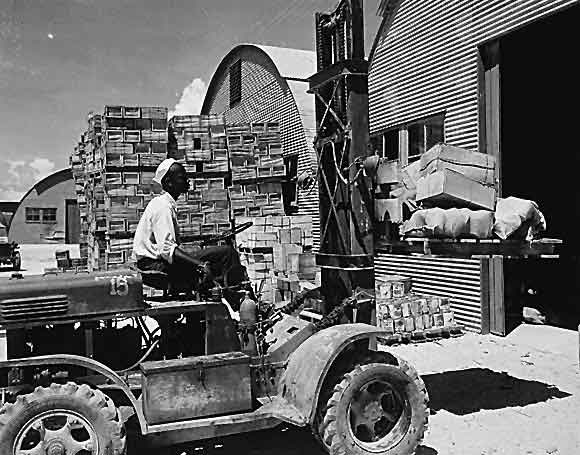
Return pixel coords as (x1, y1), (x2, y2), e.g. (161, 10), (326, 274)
(0, 354), (147, 434)
(277, 323), (389, 425)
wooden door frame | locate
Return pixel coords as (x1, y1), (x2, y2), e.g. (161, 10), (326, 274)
(64, 199), (79, 244)
(478, 39), (506, 335)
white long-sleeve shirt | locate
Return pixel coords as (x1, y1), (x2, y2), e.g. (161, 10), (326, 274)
(132, 192), (179, 263)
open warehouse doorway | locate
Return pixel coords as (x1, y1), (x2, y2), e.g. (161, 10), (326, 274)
(481, 5), (579, 331)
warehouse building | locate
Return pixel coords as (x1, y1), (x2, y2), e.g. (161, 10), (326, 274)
(369, 0), (578, 333)
(8, 169), (80, 244)
(201, 44), (320, 248)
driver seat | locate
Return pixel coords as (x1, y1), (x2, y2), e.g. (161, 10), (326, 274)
(138, 268), (200, 298)
(139, 269), (170, 293)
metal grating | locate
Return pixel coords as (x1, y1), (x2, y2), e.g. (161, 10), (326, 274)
(0, 294), (69, 321)
(375, 253), (483, 332)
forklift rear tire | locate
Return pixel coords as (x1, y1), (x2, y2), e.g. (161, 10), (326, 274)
(321, 360), (428, 455)
(0, 382), (127, 455)
(12, 252), (20, 271)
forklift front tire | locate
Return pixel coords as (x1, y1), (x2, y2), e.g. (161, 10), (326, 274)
(321, 361), (429, 455)
(0, 382), (126, 455)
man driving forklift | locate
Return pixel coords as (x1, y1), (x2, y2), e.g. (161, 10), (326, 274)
(133, 158), (244, 306)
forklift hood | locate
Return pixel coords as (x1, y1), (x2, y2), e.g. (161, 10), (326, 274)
(0, 270), (143, 328)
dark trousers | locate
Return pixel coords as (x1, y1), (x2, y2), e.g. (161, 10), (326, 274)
(137, 244), (242, 290)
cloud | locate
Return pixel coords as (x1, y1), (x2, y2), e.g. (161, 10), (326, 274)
(169, 78), (207, 118)
(30, 158), (56, 180)
(0, 158), (57, 201)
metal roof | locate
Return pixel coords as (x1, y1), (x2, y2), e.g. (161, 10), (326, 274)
(250, 44), (316, 80)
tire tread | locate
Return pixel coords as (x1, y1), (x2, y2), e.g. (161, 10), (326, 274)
(322, 355), (429, 455)
(0, 382), (127, 455)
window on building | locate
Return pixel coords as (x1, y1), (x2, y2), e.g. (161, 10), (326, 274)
(370, 114), (445, 164)
(25, 208), (41, 223)
(42, 208), (57, 223)
(229, 60), (242, 108)
(25, 207), (57, 224)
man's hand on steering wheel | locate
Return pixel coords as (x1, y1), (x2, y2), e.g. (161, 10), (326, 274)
(198, 261), (214, 283)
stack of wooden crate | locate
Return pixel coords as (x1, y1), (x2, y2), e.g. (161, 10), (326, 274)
(227, 123), (285, 218)
(70, 112), (104, 268)
(74, 105), (169, 271)
(168, 115), (231, 241)
(375, 275), (462, 344)
(70, 140), (88, 261)
(235, 215), (316, 304)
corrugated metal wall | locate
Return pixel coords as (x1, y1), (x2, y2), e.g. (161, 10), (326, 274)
(369, 0), (576, 149)
(369, 0), (575, 331)
(203, 47), (320, 249)
(376, 253), (483, 332)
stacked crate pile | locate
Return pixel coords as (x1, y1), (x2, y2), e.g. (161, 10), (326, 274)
(235, 215), (316, 304)
(70, 112), (104, 269)
(227, 122), (285, 219)
(70, 138), (88, 265)
(84, 105), (168, 271)
(375, 275), (462, 344)
(168, 114), (231, 242)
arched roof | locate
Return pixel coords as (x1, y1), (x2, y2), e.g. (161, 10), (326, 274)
(201, 43), (316, 113)
(14, 168), (72, 210)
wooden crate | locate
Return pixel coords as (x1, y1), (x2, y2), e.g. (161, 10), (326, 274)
(105, 106), (123, 118)
(106, 130), (124, 143)
(141, 106), (168, 119)
(124, 130), (141, 143)
(123, 106), (141, 118)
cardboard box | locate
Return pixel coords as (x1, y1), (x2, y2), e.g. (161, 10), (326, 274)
(375, 198), (403, 223)
(416, 169), (496, 211)
(376, 159), (401, 185)
(420, 144), (496, 186)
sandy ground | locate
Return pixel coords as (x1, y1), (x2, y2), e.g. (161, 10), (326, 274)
(2, 245), (578, 454)
(385, 325), (580, 455)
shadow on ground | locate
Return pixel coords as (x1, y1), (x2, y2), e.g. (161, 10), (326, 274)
(423, 367), (571, 415)
(136, 426), (324, 455)
(137, 426), (438, 455)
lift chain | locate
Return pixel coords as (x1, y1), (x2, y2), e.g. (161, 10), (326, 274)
(314, 295), (359, 331)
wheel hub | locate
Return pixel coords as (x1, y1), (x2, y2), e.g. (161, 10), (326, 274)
(348, 378), (411, 450)
(363, 401), (383, 422)
(14, 410), (98, 455)
(46, 440), (66, 455)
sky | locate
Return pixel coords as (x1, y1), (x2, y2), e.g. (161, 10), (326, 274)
(0, 0), (383, 201)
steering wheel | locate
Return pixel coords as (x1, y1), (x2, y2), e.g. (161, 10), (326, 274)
(200, 221), (253, 246)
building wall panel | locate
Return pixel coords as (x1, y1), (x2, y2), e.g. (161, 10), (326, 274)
(369, 0), (576, 151)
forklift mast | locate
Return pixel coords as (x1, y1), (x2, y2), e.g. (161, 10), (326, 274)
(309, 0), (375, 314)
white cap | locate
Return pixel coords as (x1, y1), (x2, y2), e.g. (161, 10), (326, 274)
(152, 158), (177, 185)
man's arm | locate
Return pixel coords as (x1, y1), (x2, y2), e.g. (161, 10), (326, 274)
(151, 207), (212, 276)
